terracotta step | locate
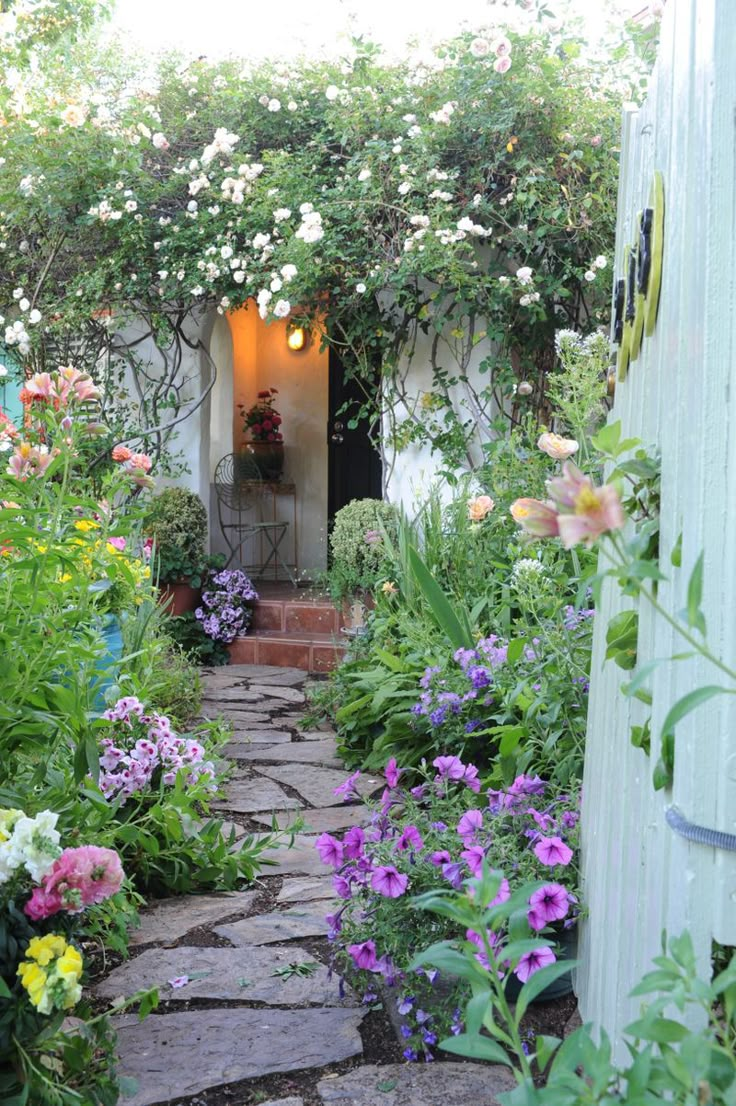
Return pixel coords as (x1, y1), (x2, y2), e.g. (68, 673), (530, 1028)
(228, 631), (346, 673)
(252, 599), (340, 634)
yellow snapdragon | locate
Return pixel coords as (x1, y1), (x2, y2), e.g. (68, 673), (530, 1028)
(17, 934), (83, 1014)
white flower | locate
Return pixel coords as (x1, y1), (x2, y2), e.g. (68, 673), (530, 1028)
(429, 101), (456, 125)
(470, 37), (490, 57)
(325, 85), (340, 101)
(220, 245), (233, 260)
(594, 255), (607, 269)
(258, 94), (270, 106)
(8, 811), (61, 882)
(512, 558), (545, 581)
(494, 56), (512, 74)
(287, 100), (298, 111)
(299, 202), (314, 215)
(407, 125), (422, 138)
(358, 168), (372, 182)
(491, 36), (512, 57)
(18, 297), (29, 312)
(392, 144), (403, 154)
(125, 200), (138, 213)
(12, 288), (23, 300)
(268, 98), (281, 112)
(270, 277), (283, 292)
(516, 265), (534, 284)
(187, 200), (198, 213)
(257, 288), (272, 307)
(152, 132), (169, 150)
(28, 308), (41, 325)
(0, 365), (6, 377)
(356, 282), (367, 294)
(273, 298), (291, 318)
(252, 232), (271, 250)
(201, 127), (239, 166)
(398, 181), (412, 196)
(61, 104), (87, 128)
(191, 285), (204, 296)
(281, 263), (298, 282)
(584, 270), (596, 282)
(273, 207), (291, 222)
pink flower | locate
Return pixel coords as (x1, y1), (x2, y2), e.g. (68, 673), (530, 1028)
(494, 56), (512, 74)
(395, 825), (423, 852)
(590, 134), (602, 147)
(112, 445), (132, 462)
(315, 833), (344, 868)
(343, 826), (365, 860)
(467, 495), (494, 522)
(514, 946), (556, 983)
(528, 883), (570, 927)
(510, 498), (560, 539)
(334, 770), (361, 802)
(466, 927), (502, 971)
(25, 846), (124, 918)
(456, 809), (483, 840)
(534, 836), (573, 867)
(461, 845), (486, 877)
(107, 536), (127, 551)
(462, 763), (481, 793)
(432, 755), (465, 781)
(490, 877), (510, 907)
(371, 865), (409, 898)
(128, 452), (152, 473)
(430, 850), (452, 867)
(348, 940), (377, 970)
(7, 442), (52, 480)
(384, 757), (401, 789)
(547, 462), (625, 548)
(169, 976), (189, 989)
(537, 432), (579, 461)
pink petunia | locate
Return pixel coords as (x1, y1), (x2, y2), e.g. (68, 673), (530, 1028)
(348, 940), (377, 970)
(315, 832), (344, 868)
(433, 755), (465, 780)
(334, 770), (361, 802)
(457, 809), (483, 840)
(461, 845), (486, 878)
(169, 976), (189, 989)
(395, 825), (423, 852)
(514, 946), (556, 983)
(342, 826), (365, 860)
(528, 883), (570, 926)
(384, 757), (401, 789)
(534, 837), (573, 867)
(371, 865), (409, 898)
(490, 877), (510, 907)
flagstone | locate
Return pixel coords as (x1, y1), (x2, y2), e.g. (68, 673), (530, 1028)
(96, 944), (351, 1006)
(226, 731), (293, 750)
(113, 1007), (365, 1106)
(251, 805), (369, 834)
(257, 764), (381, 808)
(235, 739), (342, 769)
(200, 710), (272, 725)
(130, 891), (259, 947)
(211, 777), (303, 814)
(316, 1063), (517, 1106)
(277, 876), (337, 904)
(297, 728), (337, 740)
(247, 684), (307, 704)
(214, 907), (328, 945)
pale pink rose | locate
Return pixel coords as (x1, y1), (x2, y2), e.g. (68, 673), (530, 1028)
(590, 135), (602, 147)
(494, 56), (512, 74)
(492, 36), (512, 57)
(467, 495), (495, 522)
(537, 432), (579, 461)
(128, 453), (152, 473)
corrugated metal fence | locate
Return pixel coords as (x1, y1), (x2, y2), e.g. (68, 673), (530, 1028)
(578, 0), (736, 1058)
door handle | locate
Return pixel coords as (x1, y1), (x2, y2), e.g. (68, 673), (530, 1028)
(331, 433), (344, 444)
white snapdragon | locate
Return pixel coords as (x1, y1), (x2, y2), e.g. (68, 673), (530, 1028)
(3, 810), (61, 883)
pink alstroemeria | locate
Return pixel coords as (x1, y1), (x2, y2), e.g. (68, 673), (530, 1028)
(534, 836), (573, 867)
(510, 497), (560, 538)
(7, 442), (52, 480)
(384, 757), (401, 789)
(315, 832), (344, 868)
(514, 946), (556, 983)
(348, 939), (377, 970)
(371, 865), (408, 898)
(548, 462), (625, 548)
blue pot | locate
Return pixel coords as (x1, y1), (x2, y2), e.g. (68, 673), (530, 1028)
(93, 614), (123, 710)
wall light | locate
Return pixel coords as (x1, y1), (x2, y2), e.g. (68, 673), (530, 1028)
(286, 325), (307, 352)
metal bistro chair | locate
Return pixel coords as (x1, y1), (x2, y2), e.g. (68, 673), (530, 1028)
(214, 453), (296, 585)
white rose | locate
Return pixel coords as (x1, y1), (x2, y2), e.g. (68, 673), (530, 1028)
(516, 265), (533, 284)
(325, 85), (339, 101)
(273, 298), (291, 318)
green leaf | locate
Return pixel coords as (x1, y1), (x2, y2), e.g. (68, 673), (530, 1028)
(515, 960), (579, 1022)
(629, 718), (651, 755)
(624, 1016), (690, 1044)
(670, 532), (682, 567)
(408, 545), (474, 650)
(685, 551), (706, 635)
(652, 755), (672, 791)
(535, 1034), (562, 1072)
(507, 638), (526, 664)
(0, 977), (11, 998)
(661, 685), (731, 743)
(605, 609), (638, 669)
(439, 1032), (513, 1066)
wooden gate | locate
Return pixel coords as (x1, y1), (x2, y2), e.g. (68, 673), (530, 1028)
(577, 0), (736, 1057)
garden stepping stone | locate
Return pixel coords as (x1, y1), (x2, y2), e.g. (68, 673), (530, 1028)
(298, 728), (337, 740)
(257, 764), (382, 808)
(252, 805), (369, 834)
(214, 907), (328, 945)
(277, 876), (338, 904)
(201, 710), (272, 725)
(211, 776), (303, 814)
(235, 739), (343, 769)
(247, 684), (307, 704)
(257, 1098), (304, 1106)
(130, 890), (259, 947)
(316, 1063), (518, 1106)
(95, 945), (353, 1006)
(255, 834), (327, 876)
(226, 730), (293, 747)
(113, 1007), (366, 1106)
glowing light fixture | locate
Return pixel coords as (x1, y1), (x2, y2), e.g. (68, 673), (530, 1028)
(286, 326), (307, 351)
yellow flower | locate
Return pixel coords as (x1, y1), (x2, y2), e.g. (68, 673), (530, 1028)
(74, 519), (100, 533)
(56, 945), (83, 983)
(26, 934), (67, 966)
(105, 542), (120, 556)
(0, 808), (22, 843)
(17, 961), (48, 1009)
(537, 431), (579, 461)
(381, 581), (398, 595)
(467, 495), (495, 521)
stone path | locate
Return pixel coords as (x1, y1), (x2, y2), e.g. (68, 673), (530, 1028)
(106, 663), (515, 1106)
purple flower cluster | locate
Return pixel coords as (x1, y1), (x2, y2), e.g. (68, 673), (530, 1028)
(98, 695), (215, 802)
(195, 569), (258, 644)
(412, 635), (522, 727)
(563, 605), (595, 632)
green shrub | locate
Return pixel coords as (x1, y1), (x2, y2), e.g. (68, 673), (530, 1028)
(146, 488), (209, 584)
(327, 498), (399, 602)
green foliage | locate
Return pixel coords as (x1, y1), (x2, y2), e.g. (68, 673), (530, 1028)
(327, 498), (399, 602)
(145, 488), (209, 585)
(165, 611), (231, 666)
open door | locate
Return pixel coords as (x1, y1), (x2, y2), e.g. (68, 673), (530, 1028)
(327, 347), (382, 523)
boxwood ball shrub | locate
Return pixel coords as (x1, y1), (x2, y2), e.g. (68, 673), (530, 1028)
(146, 487), (209, 585)
(328, 498), (399, 601)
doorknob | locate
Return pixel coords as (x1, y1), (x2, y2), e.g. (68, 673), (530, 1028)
(331, 432), (344, 444)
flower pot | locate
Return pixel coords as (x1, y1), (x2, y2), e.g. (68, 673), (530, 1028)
(243, 441), (284, 481)
(159, 580), (202, 616)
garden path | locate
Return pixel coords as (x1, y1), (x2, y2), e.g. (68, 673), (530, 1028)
(103, 664), (515, 1106)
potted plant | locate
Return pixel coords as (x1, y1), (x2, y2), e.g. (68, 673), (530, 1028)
(237, 388), (284, 480)
(327, 498), (398, 632)
(145, 487), (209, 615)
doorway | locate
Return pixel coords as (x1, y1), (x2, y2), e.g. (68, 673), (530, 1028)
(327, 348), (383, 523)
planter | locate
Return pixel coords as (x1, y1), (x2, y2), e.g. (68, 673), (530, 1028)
(93, 613), (123, 710)
(340, 591), (375, 636)
(159, 580), (202, 617)
(242, 441), (285, 481)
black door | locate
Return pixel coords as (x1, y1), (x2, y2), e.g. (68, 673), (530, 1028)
(327, 347), (383, 523)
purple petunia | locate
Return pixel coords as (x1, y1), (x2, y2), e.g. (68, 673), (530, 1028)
(371, 865), (409, 898)
(534, 836), (573, 867)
